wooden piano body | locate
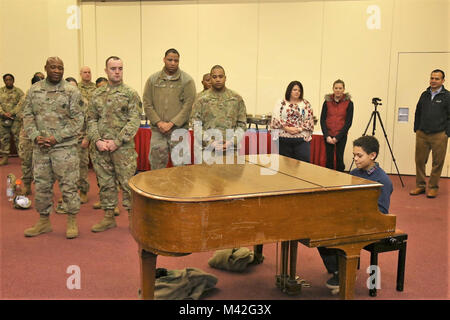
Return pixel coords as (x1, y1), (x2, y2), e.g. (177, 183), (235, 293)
(129, 155), (396, 300)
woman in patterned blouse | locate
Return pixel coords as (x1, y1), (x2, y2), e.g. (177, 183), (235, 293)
(270, 81), (315, 162)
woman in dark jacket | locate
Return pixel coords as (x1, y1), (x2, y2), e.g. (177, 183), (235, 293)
(320, 79), (354, 172)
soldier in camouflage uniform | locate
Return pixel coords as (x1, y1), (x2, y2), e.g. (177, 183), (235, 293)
(190, 65), (251, 264)
(87, 56), (141, 232)
(22, 57), (84, 239)
(90, 76), (120, 214)
(0, 74), (24, 165)
(15, 73), (45, 195)
(143, 48), (196, 169)
(77, 67), (96, 203)
(190, 65), (247, 156)
(197, 73), (211, 98)
(78, 66), (96, 101)
(79, 68), (117, 212)
(54, 77), (91, 214)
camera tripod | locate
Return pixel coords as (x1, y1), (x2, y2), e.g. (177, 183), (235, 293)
(349, 98), (404, 187)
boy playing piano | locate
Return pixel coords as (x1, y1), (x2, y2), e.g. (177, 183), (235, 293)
(318, 135), (393, 294)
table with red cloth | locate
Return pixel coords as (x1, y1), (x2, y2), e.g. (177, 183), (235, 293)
(134, 127), (326, 171)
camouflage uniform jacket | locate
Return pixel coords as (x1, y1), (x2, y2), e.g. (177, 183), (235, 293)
(77, 82), (95, 142)
(143, 68), (196, 129)
(190, 87), (247, 148)
(78, 94), (89, 143)
(11, 91), (27, 131)
(87, 82), (141, 149)
(78, 81), (96, 102)
(0, 86), (24, 118)
(22, 79), (84, 147)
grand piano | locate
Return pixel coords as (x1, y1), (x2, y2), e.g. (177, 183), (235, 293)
(129, 155), (396, 300)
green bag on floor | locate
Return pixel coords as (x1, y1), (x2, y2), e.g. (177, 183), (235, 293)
(154, 267), (218, 300)
(208, 247), (255, 272)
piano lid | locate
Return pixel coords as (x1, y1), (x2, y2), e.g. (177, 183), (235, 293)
(129, 155), (381, 202)
(246, 155), (381, 191)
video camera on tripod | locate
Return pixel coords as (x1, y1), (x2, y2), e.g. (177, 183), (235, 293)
(371, 97), (382, 106)
(350, 97), (404, 187)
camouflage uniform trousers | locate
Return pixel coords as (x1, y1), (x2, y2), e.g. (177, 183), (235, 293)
(89, 143), (99, 185)
(149, 129), (187, 170)
(92, 146), (137, 211)
(78, 144), (90, 194)
(18, 127), (33, 184)
(89, 143), (119, 198)
(33, 144), (80, 216)
(0, 120), (20, 156)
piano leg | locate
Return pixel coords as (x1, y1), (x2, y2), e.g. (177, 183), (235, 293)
(337, 251), (359, 300)
(289, 240), (298, 281)
(287, 240), (303, 295)
(281, 241), (289, 285)
(333, 242), (373, 300)
(139, 246), (157, 300)
(276, 241), (289, 290)
(276, 241), (303, 295)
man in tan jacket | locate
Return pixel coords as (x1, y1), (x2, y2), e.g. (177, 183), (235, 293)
(142, 48), (196, 170)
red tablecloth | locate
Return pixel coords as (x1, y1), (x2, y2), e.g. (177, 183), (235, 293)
(134, 127), (152, 171)
(134, 127), (326, 171)
(310, 132), (327, 167)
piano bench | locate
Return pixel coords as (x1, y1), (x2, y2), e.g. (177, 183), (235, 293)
(362, 231), (408, 297)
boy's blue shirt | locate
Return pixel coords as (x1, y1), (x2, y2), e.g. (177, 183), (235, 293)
(350, 162), (393, 214)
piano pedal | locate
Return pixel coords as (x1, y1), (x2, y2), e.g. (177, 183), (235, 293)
(296, 276), (311, 288)
(275, 275), (310, 295)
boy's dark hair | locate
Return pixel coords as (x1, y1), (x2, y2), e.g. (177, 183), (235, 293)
(353, 135), (379, 160)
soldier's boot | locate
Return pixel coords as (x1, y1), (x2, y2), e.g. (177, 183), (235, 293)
(66, 214), (79, 239)
(91, 209), (116, 233)
(24, 215), (52, 237)
(22, 182), (32, 196)
(93, 201), (101, 210)
(114, 206), (120, 216)
(0, 156), (8, 166)
(80, 191), (88, 204)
